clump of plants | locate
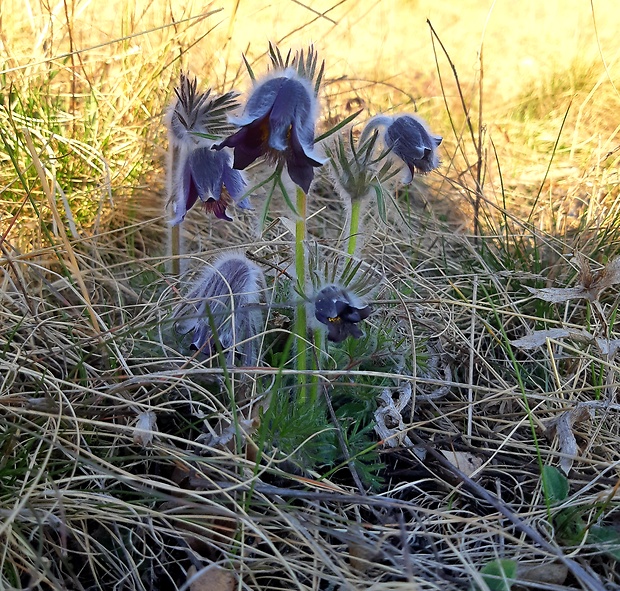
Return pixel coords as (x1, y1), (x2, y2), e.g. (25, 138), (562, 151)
(163, 44), (443, 487)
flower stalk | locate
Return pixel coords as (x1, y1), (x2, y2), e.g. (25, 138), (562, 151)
(347, 198), (362, 257)
(294, 185), (310, 401)
(170, 224), (181, 276)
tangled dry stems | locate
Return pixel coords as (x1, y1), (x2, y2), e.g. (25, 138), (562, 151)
(2, 1), (620, 590)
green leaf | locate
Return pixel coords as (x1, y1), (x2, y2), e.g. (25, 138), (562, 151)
(542, 465), (569, 503)
(475, 559), (517, 591)
(589, 525), (620, 560)
(242, 53), (256, 81)
(374, 185), (387, 223)
(314, 109), (363, 143)
(553, 507), (587, 545)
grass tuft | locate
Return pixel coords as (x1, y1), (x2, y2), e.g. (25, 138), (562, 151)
(2, 1), (620, 590)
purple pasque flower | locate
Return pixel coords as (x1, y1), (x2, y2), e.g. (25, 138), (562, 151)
(174, 253), (265, 365)
(314, 284), (372, 343)
(361, 114), (442, 183)
(165, 73), (250, 225)
(214, 69), (324, 193)
(169, 147), (249, 225)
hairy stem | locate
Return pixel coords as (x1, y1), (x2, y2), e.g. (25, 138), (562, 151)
(347, 198), (362, 256)
(295, 186), (309, 401)
(170, 224), (181, 275)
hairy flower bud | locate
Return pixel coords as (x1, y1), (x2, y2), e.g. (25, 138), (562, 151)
(174, 254), (265, 365)
(361, 114), (442, 183)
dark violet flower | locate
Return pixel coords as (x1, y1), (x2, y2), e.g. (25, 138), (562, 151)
(314, 284), (372, 343)
(361, 114), (442, 183)
(174, 253), (265, 365)
(169, 147), (249, 225)
(215, 69), (324, 193)
(165, 73), (249, 225)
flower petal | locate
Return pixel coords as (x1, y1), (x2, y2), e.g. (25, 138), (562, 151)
(221, 157), (247, 201)
(385, 115), (441, 178)
(268, 78), (313, 152)
(215, 116), (270, 170)
(188, 147), (226, 201)
(204, 197), (232, 221)
(169, 157), (200, 226)
(231, 77), (286, 126)
(287, 125), (322, 193)
(314, 285), (372, 342)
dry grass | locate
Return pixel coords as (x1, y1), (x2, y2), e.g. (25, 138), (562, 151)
(2, 1), (620, 590)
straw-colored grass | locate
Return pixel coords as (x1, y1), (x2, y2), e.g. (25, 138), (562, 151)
(2, 1), (620, 590)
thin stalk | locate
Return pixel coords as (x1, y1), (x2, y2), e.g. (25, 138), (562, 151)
(347, 198), (362, 256)
(170, 224), (180, 275)
(294, 186), (309, 401)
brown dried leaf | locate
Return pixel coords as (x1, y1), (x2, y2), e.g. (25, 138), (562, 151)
(547, 405), (593, 474)
(187, 565), (235, 591)
(374, 385), (413, 448)
(577, 254), (620, 297)
(517, 561), (569, 585)
(595, 337), (620, 357)
(525, 285), (587, 303)
(348, 540), (379, 573)
(511, 328), (571, 349)
(527, 256), (620, 304)
(511, 327), (593, 349)
(440, 450), (484, 478)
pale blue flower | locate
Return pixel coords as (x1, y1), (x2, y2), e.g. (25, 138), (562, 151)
(215, 69), (324, 193)
(362, 114), (442, 183)
(166, 73), (249, 225)
(169, 147), (249, 225)
(174, 254), (265, 365)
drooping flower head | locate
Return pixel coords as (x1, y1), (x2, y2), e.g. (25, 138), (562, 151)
(361, 114), (442, 183)
(165, 73), (250, 225)
(173, 253), (265, 365)
(314, 284), (372, 343)
(215, 45), (325, 193)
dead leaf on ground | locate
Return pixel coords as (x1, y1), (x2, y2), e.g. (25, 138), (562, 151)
(510, 328), (571, 349)
(517, 561), (568, 586)
(546, 404), (594, 474)
(595, 337), (620, 357)
(187, 564), (235, 591)
(526, 255), (620, 304)
(440, 450), (484, 478)
(525, 285), (588, 303)
(133, 411), (157, 447)
(374, 384), (412, 448)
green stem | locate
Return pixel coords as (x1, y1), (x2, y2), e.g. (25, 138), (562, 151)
(347, 198), (362, 256)
(294, 186), (309, 402)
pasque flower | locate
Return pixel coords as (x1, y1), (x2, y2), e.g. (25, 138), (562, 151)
(314, 284), (372, 343)
(215, 68), (324, 193)
(166, 73), (250, 225)
(361, 114), (442, 183)
(174, 254), (265, 365)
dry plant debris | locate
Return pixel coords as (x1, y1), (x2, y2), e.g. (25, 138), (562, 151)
(2, 1), (620, 591)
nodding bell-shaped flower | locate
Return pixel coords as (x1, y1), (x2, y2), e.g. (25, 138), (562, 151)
(173, 254), (265, 365)
(314, 284), (372, 343)
(166, 73), (250, 225)
(361, 114), (442, 183)
(215, 68), (324, 193)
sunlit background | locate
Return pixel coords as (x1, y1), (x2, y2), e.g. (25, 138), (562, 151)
(2, 0), (620, 243)
(6, 0), (620, 100)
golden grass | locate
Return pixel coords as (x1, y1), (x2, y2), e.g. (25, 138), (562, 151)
(2, 1), (620, 590)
